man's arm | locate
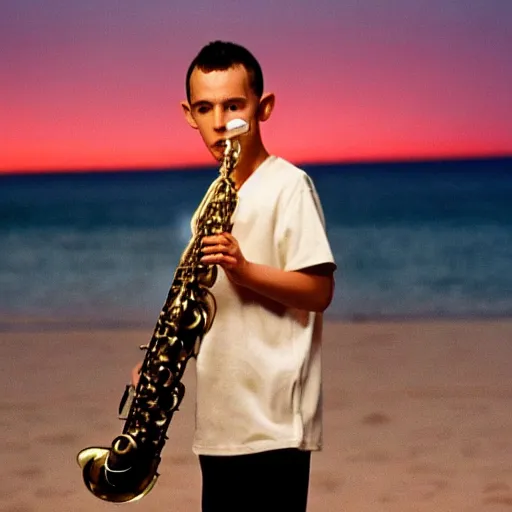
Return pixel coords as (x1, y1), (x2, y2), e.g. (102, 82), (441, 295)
(201, 233), (335, 312)
(231, 262), (334, 312)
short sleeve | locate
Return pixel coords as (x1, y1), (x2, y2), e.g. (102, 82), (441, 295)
(275, 173), (337, 272)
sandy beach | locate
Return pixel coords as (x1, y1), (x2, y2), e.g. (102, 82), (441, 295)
(2, 320), (512, 511)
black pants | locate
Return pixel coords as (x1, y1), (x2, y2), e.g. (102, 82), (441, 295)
(199, 448), (311, 512)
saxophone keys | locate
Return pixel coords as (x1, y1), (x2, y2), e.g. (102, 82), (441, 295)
(157, 366), (174, 388)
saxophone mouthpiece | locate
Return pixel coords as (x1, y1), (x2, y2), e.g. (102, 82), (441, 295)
(220, 119), (249, 165)
(225, 118), (249, 139)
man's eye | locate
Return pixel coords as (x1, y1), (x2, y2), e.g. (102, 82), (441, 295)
(227, 104), (238, 111)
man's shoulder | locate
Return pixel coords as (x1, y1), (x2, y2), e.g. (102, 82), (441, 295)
(270, 156), (306, 175)
(269, 156), (326, 223)
(266, 156), (310, 188)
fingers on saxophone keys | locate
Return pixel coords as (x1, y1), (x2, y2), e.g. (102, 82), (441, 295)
(202, 233), (231, 245)
(202, 235), (222, 245)
(200, 253), (223, 264)
(201, 244), (223, 255)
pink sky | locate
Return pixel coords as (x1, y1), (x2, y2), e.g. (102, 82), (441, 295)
(1, 1), (511, 173)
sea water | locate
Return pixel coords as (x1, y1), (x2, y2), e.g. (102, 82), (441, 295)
(1, 157), (511, 329)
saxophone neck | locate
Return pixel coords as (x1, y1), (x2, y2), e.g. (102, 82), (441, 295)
(221, 138), (241, 179)
(221, 118), (248, 179)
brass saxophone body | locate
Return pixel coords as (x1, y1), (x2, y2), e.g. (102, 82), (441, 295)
(77, 120), (248, 503)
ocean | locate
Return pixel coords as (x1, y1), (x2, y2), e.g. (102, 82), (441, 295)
(1, 157), (511, 329)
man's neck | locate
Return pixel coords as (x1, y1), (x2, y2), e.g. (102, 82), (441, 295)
(232, 146), (270, 190)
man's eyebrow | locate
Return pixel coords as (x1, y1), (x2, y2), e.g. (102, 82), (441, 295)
(190, 97), (247, 109)
(223, 97), (247, 104)
(191, 100), (212, 109)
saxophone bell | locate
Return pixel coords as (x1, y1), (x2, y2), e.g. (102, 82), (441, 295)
(77, 442), (159, 503)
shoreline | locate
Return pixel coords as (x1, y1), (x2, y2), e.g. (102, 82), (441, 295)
(2, 313), (512, 333)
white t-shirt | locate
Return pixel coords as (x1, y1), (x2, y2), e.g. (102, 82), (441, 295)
(191, 155), (336, 456)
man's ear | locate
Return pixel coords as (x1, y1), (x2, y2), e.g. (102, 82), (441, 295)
(258, 93), (275, 122)
(181, 101), (198, 129)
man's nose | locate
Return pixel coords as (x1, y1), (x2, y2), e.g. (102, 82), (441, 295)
(213, 107), (226, 132)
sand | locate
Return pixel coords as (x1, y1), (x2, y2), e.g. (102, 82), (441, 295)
(2, 320), (512, 511)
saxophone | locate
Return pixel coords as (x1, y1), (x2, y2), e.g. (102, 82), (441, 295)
(77, 118), (248, 503)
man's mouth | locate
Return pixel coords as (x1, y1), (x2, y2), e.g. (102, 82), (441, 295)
(212, 139), (225, 148)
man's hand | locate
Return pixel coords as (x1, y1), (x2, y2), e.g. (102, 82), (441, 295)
(200, 232), (248, 282)
(131, 361), (142, 388)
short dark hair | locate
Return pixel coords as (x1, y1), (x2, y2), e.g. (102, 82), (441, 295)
(185, 41), (264, 102)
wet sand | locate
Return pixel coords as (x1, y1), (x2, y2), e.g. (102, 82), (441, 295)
(2, 320), (512, 511)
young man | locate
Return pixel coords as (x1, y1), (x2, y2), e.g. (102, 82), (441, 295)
(134, 40), (336, 511)
(180, 41), (337, 512)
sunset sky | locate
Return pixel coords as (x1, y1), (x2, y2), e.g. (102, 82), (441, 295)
(1, 0), (511, 173)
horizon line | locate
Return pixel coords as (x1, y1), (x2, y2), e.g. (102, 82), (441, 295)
(1, 152), (511, 177)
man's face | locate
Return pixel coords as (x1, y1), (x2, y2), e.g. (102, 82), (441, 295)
(185, 65), (261, 161)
